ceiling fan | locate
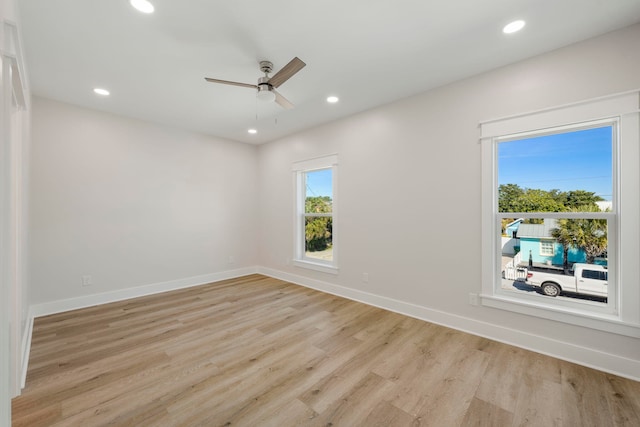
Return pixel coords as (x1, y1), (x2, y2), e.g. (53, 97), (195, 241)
(205, 57), (306, 109)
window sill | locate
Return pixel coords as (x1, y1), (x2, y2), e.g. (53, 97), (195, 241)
(293, 259), (339, 275)
(480, 293), (640, 338)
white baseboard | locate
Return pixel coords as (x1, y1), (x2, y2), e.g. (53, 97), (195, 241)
(257, 266), (640, 382)
(20, 309), (34, 389)
(30, 267), (259, 318)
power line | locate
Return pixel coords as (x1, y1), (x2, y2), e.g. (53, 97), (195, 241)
(504, 175), (610, 184)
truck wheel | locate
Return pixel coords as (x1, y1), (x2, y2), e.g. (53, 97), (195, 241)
(541, 283), (561, 297)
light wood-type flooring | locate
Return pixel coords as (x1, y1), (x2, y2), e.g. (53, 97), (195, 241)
(12, 274), (640, 426)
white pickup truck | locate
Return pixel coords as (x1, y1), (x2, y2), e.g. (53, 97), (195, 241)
(525, 263), (608, 298)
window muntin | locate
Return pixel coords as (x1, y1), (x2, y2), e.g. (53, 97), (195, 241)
(496, 122), (615, 309)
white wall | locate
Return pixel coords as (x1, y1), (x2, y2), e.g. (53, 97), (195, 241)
(501, 237), (517, 255)
(29, 97), (258, 304)
(2, 0), (30, 418)
(257, 24), (640, 378)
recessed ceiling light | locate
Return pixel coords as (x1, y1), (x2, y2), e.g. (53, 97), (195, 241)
(93, 88), (110, 96)
(327, 96), (339, 103)
(130, 0), (154, 14)
(248, 129), (257, 134)
(503, 20), (525, 34)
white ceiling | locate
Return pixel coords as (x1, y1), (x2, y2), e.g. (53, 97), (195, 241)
(18, 0), (640, 144)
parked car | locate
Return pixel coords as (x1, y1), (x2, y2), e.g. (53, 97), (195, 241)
(526, 263), (608, 298)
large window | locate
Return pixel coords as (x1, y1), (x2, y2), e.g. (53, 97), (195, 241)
(292, 155), (338, 274)
(481, 91), (640, 336)
(497, 122), (615, 311)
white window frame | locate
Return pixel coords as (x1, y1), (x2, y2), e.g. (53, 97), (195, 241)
(539, 240), (555, 257)
(480, 90), (640, 338)
(292, 154), (338, 274)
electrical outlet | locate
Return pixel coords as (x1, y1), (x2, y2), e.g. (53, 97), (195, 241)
(362, 273), (369, 283)
(82, 275), (92, 287)
(469, 293), (479, 306)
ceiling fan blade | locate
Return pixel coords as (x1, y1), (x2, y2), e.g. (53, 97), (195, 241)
(268, 57), (306, 88)
(273, 90), (294, 109)
(204, 77), (257, 89)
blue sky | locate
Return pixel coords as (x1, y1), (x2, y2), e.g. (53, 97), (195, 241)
(306, 168), (333, 198)
(498, 126), (613, 200)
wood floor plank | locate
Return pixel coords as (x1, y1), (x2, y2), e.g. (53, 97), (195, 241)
(512, 354), (564, 427)
(459, 397), (514, 427)
(361, 400), (418, 426)
(318, 372), (397, 425)
(381, 326), (472, 415)
(473, 342), (529, 413)
(560, 363), (605, 426)
(604, 374), (640, 425)
(11, 274), (640, 426)
(298, 314), (409, 414)
(413, 348), (491, 425)
(10, 402), (61, 427)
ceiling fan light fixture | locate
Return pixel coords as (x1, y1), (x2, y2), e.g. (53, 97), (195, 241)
(256, 85), (276, 102)
(130, 0), (155, 14)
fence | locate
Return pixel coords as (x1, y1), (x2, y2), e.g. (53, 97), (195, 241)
(503, 251), (528, 280)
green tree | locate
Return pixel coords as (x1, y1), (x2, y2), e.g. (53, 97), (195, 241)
(305, 196), (332, 252)
(551, 206), (607, 269)
(305, 217), (332, 252)
(518, 188), (566, 213)
(573, 218), (607, 263)
(548, 189), (568, 206)
(305, 196), (332, 213)
(551, 219), (580, 272)
(564, 190), (603, 210)
(499, 185), (603, 213)
(498, 184), (565, 213)
(570, 204), (608, 263)
(498, 184), (525, 212)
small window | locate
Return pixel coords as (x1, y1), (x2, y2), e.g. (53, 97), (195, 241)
(292, 155), (338, 274)
(304, 169), (333, 262)
(539, 240), (555, 256)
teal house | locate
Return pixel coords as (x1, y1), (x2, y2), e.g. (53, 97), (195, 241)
(516, 219), (587, 266)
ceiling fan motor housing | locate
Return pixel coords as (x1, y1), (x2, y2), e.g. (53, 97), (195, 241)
(259, 61), (274, 74)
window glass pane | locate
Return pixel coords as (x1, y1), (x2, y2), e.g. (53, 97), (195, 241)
(498, 126), (613, 213)
(305, 217), (333, 261)
(582, 270), (607, 280)
(305, 169), (333, 214)
(501, 217), (608, 302)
